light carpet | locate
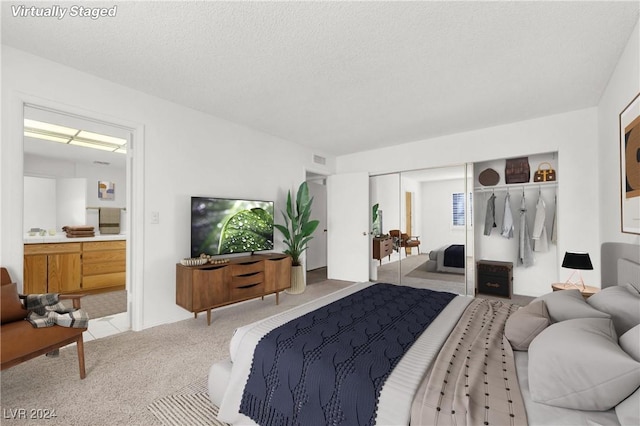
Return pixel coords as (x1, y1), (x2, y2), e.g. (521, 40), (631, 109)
(0, 279), (352, 426)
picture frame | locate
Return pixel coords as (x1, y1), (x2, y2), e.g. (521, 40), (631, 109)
(98, 181), (115, 200)
(619, 92), (640, 235)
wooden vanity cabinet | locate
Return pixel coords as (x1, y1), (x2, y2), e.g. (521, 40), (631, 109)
(23, 240), (126, 294)
(82, 241), (126, 291)
(24, 243), (82, 294)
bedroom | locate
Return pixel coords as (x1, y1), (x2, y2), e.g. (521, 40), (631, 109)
(1, 1), (639, 425)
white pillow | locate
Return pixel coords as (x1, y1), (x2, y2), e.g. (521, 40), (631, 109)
(587, 286), (640, 335)
(619, 324), (640, 362)
(616, 387), (640, 426)
(529, 318), (640, 411)
(623, 282), (640, 295)
(504, 300), (550, 351)
(534, 289), (610, 323)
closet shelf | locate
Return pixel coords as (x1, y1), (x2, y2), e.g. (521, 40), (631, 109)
(474, 181), (557, 192)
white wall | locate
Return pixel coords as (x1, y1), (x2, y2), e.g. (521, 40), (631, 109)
(598, 18), (640, 247)
(420, 179), (466, 253)
(1, 46), (335, 329)
(23, 176), (56, 232)
(24, 153), (127, 232)
(337, 108), (599, 296)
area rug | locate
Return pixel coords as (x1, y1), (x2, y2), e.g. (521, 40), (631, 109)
(148, 378), (228, 426)
(406, 260), (465, 282)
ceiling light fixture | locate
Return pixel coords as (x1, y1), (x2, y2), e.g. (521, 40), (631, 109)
(24, 119), (127, 154)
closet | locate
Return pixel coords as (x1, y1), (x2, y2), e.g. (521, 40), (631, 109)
(473, 152), (559, 296)
(367, 152), (557, 298)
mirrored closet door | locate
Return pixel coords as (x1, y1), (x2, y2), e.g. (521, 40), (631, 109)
(370, 164), (473, 296)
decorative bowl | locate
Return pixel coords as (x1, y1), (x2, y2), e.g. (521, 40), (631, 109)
(180, 257), (209, 266)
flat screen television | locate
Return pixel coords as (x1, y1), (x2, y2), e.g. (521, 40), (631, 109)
(191, 197), (274, 258)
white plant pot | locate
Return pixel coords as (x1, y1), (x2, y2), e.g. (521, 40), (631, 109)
(286, 265), (306, 294)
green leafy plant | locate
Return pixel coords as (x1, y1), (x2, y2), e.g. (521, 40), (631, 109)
(274, 182), (320, 266)
(372, 203), (381, 236)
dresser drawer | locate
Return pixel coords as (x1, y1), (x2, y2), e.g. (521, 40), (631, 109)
(229, 280), (265, 300)
(231, 261), (264, 276)
(231, 271), (264, 288)
(83, 240), (126, 251)
(24, 243), (81, 255)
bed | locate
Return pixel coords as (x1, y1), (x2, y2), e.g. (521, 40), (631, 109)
(423, 244), (466, 275)
(209, 256), (640, 426)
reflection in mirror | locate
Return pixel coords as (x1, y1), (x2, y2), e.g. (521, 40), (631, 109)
(370, 173), (401, 283)
(371, 165), (472, 296)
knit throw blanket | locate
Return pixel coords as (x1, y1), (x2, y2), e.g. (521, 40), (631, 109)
(25, 294), (89, 329)
(239, 283), (456, 426)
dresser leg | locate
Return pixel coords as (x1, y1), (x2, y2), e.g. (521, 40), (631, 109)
(276, 292), (279, 305)
(207, 309), (211, 326)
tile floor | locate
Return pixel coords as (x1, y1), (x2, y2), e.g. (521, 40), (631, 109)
(83, 312), (130, 342)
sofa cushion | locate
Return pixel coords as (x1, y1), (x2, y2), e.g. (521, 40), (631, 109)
(505, 300), (550, 351)
(1, 283), (28, 324)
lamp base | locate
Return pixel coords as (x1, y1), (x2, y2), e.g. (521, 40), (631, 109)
(564, 270), (586, 290)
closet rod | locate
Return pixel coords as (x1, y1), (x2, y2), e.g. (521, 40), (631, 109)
(474, 182), (557, 192)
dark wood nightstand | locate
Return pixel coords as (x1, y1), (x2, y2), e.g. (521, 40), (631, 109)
(551, 283), (600, 299)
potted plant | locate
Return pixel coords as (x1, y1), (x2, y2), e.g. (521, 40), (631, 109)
(274, 181), (320, 294)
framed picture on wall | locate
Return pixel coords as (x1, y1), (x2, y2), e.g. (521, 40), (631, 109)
(98, 181), (115, 200)
(619, 92), (640, 235)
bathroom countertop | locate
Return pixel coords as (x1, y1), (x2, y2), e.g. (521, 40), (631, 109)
(24, 233), (127, 244)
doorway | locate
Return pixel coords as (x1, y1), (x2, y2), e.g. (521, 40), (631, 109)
(306, 171), (328, 284)
(21, 102), (142, 334)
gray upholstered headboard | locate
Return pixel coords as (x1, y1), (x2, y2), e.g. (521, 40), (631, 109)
(618, 258), (640, 289)
(601, 242), (640, 288)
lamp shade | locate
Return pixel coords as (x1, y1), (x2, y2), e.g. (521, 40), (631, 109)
(562, 252), (593, 270)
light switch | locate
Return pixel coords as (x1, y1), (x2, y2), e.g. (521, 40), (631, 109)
(151, 211), (159, 224)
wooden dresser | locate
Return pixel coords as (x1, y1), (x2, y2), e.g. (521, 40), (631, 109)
(373, 236), (393, 265)
(176, 253), (291, 326)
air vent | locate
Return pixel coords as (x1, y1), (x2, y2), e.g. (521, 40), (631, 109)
(312, 154), (326, 165)
(93, 160), (111, 166)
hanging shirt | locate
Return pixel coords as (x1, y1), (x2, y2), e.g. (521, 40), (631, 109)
(501, 193), (514, 239)
(532, 196), (548, 252)
(484, 193), (497, 236)
(551, 195), (557, 244)
(519, 196), (534, 267)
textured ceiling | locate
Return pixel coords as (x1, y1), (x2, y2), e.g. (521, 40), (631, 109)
(2, 1), (639, 156)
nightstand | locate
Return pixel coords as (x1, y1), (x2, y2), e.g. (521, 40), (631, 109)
(551, 283), (600, 299)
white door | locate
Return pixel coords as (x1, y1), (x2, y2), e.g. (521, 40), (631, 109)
(327, 172), (370, 282)
(306, 180), (327, 271)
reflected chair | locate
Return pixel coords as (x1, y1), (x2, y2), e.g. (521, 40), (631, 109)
(389, 230), (421, 256)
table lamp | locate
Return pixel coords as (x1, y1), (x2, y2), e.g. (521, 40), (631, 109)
(561, 251), (593, 290)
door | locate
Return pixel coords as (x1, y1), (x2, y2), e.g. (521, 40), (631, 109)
(306, 180), (327, 271)
(327, 172), (370, 282)
(405, 191), (413, 254)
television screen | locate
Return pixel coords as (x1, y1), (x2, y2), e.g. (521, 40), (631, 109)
(191, 197), (274, 257)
